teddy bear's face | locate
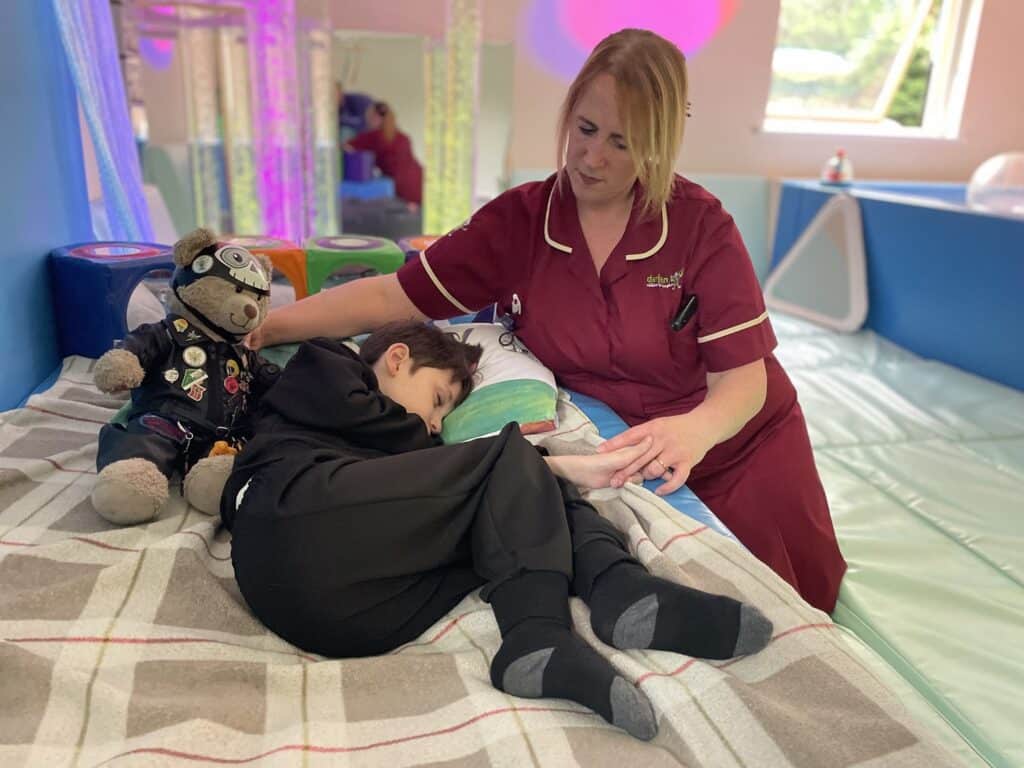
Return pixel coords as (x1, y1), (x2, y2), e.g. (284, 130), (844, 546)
(170, 239), (272, 341)
(171, 275), (270, 338)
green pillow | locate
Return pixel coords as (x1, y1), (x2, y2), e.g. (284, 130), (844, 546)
(439, 323), (558, 443)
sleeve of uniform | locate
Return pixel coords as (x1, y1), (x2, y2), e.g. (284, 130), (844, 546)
(347, 132), (375, 152)
(396, 192), (513, 319)
(688, 206), (777, 372)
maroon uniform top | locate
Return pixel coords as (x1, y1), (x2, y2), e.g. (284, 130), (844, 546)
(398, 173), (847, 613)
(397, 173), (797, 481)
(349, 129), (423, 205)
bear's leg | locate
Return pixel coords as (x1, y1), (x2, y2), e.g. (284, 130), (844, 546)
(184, 454), (235, 515)
(92, 419), (179, 525)
(92, 459), (169, 525)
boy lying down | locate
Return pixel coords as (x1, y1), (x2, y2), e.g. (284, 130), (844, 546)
(221, 321), (772, 740)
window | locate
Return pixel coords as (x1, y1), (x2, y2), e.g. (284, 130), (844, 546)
(765, 0), (984, 136)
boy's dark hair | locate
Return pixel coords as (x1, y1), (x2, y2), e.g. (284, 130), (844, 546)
(360, 321), (483, 407)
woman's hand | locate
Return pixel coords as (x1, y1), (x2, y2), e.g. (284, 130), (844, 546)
(596, 414), (716, 496)
(546, 438), (652, 490)
(244, 323), (268, 350)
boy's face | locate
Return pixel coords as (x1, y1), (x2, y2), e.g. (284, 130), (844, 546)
(374, 343), (463, 436)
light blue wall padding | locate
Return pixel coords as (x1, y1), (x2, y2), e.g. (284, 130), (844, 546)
(505, 170), (771, 281)
(687, 174), (771, 281)
(566, 390), (739, 543)
(772, 181), (1024, 391)
(1, 1), (92, 410)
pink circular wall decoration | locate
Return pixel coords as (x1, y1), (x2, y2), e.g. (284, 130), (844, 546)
(524, 0), (738, 80)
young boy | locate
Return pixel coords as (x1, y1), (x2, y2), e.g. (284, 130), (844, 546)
(222, 322), (773, 741)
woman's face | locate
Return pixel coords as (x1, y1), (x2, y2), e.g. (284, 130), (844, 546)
(365, 106), (383, 130)
(566, 73), (637, 210)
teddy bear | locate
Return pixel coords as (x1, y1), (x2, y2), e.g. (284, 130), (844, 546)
(91, 228), (281, 525)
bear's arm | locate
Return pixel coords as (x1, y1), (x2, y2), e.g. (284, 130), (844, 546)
(120, 322), (175, 374)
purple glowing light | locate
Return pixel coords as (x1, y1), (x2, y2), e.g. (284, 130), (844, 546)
(247, 0), (304, 240)
(140, 37), (175, 70)
(522, 0), (587, 81)
(562, 0), (722, 54)
(524, 0), (738, 80)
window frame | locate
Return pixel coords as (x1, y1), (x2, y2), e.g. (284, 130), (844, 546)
(763, 0), (984, 138)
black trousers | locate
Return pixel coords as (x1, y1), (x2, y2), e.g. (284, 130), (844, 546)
(228, 424), (633, 657)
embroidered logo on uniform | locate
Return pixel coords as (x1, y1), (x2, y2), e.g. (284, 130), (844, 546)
(645, 269), (684, 290)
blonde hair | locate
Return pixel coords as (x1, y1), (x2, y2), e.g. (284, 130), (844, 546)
(372, 102), (398, 143)
(556, 29), (688, 219)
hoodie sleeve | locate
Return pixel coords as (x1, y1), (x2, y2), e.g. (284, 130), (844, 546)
(257, 337), (440, 453)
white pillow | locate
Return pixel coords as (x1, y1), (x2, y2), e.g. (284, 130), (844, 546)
(440, 323), (558, 443)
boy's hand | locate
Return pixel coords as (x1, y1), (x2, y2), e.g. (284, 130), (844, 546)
(549, 438), (652, 490)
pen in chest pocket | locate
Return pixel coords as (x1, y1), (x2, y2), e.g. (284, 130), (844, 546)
(671, 294), (698, 332)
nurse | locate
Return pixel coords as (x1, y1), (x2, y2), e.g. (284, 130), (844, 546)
(251, 29), (847, 613)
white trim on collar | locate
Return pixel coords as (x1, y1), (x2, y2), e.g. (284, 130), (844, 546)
(544, 185), (573, 253)
(544, 185), (668, 261)
(624, 203), (668, 261)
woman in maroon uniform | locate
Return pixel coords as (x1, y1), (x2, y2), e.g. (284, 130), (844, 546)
(254, 29), (846, 613)
(346, 102), (423, 207)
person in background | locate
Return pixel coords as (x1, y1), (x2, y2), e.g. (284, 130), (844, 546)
(336, 83), (373, 144)
(345, 101), (424, 208)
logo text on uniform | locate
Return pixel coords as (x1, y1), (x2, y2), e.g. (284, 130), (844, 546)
(645, 269), (684, 290)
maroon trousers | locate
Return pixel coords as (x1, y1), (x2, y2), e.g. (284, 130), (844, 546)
(689, 404), (846, 613)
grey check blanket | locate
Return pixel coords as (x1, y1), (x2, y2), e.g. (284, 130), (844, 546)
(0, 357), (960, 767)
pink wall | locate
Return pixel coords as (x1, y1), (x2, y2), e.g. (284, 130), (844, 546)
(330, 0), (517, 43)
(332, 0), (1023, 181)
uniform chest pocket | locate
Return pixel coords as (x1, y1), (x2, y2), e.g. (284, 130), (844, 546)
(663, 286), (702, 355)
(666, 319), (701, 369)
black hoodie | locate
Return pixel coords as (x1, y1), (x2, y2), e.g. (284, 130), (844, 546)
(222, 337), (441, 527)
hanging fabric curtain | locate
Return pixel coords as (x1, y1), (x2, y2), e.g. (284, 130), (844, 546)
(52, 0), (154, 242)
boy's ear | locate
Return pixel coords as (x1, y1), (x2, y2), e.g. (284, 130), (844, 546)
(384, 343), (410, 375)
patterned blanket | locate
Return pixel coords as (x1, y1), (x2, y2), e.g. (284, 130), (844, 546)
(0, 357), (961, 767)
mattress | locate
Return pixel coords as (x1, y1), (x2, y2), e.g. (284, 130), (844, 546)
(0, 355), (962, 766)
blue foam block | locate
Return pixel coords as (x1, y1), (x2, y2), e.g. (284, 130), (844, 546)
(49, 242), (174, 359)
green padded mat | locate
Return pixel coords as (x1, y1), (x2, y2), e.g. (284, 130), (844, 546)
(775, 312), (1024, 768)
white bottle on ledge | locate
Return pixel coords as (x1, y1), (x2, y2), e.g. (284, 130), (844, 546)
(821, 148), (854, 186)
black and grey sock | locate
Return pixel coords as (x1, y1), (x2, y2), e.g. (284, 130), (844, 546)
(488, 571), (657, 740)
(587, 561), (773, 659)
